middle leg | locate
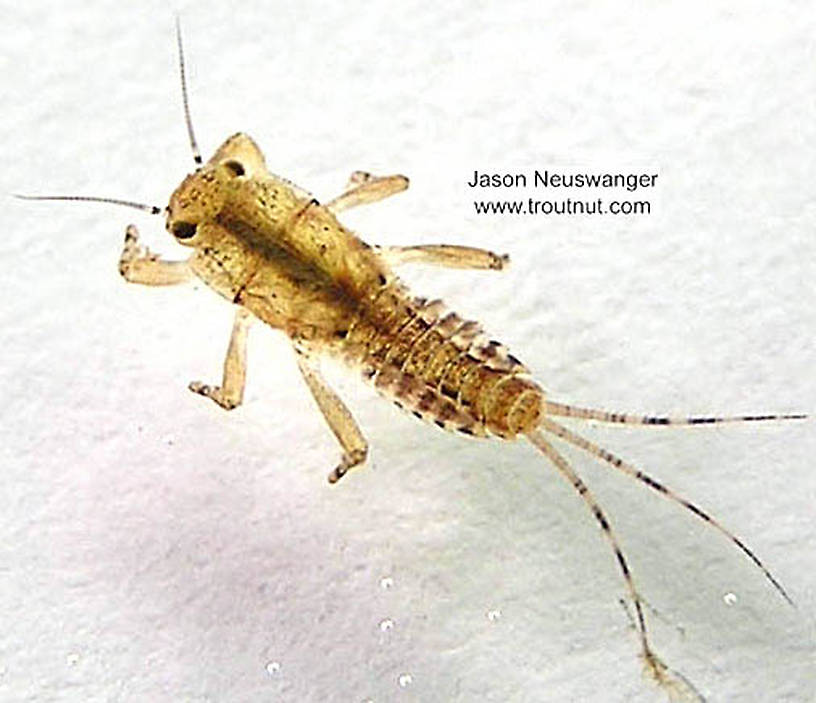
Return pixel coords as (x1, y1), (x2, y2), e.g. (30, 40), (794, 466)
(189, 307), (253, 410)
(376, 244), (509, 270)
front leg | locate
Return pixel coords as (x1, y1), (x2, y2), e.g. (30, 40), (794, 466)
(326, 171), (409, 214)
(295, 349), (368, 483)
(189, 307), (253, 410)
(118, 224), (193, 285)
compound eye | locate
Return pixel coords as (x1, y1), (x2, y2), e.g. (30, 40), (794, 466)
(172, 221), (198, 239)
(223, 160), (245, 177)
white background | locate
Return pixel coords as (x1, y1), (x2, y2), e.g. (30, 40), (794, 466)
(2, 2), (815, 702)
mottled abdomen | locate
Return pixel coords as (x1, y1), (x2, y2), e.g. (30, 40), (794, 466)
(338, 282), (544, 439)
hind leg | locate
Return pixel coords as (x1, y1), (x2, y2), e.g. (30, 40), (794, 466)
(295, 349), (369, 483)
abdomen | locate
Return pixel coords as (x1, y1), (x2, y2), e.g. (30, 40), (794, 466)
(337, 281), (544, 439)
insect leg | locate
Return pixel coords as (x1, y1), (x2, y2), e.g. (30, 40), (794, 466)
(118, 225), (193, 285)
(295, 350), (369, 483)
(375, 244), (509, 271)
(188, 307), (253, 410)
(326, 171), (409, 213)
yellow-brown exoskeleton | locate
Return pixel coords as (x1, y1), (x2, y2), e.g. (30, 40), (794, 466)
(21, 21), (806, 703)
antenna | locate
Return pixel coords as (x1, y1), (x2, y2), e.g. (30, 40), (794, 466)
(13, 194), (162, 215)
(176, 17), (202, 165)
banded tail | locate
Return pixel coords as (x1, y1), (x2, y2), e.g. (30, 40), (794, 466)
(526, 401), (805, 697)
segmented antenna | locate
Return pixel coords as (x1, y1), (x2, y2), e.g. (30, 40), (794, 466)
(175, 17), (202, 165)
(13, 194), (162, 215)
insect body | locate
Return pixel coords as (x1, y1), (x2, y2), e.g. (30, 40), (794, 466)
(24, 23), (806, 702)
(159, 131), (544, 473)
(144, 129), (799, 698)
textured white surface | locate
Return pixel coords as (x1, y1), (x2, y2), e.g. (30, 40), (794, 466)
(2, 2), (815, 702)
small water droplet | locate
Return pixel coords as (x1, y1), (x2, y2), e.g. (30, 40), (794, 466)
(379, 576), (394, 590)
(397, 673), (413, 688)
(723, 592), (738, 606)
(265, 660), (281, 676)
(379, 618), (394, 632)
(486, 609), (502, 622)
(66, 652), (80, 666)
